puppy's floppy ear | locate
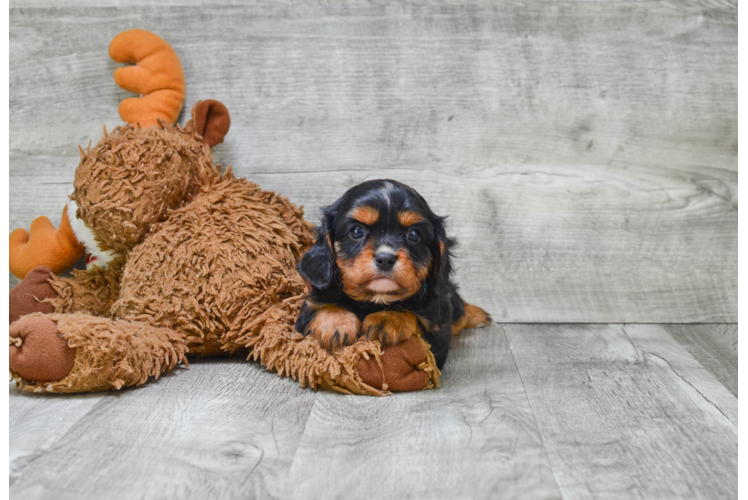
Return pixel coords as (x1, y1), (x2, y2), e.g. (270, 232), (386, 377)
(298, 203), (339, 290)
(428, 216), (455, 287)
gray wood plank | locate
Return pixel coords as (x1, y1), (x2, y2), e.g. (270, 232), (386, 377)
(504, 324), (737, 500)
(17, 0), (734, 8)
(9, 359), (318, 500)
(664, 324), (738, 397)
(9, 2), (736, 322)
(738, 332), (748, 446)
(739, 443), (748, 498)
(284, 324), (561, 500)
(8, 271), (20, 291)
(9, 391), (102, 487)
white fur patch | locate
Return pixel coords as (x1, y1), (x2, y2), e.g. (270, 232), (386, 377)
(377, 181), (394, 207)
(375, 245), (397, 255)
(66, 200), (120, 270)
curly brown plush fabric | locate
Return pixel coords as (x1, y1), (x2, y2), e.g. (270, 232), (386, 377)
(49, 257), (124, 316)
(11, 313), (188, 393)
(71, 122), (219, 254)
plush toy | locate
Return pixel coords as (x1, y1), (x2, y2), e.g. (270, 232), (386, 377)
(8, 29), (440, 395)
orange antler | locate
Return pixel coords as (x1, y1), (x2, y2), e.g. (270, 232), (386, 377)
(109, 29), (185, 127)
(9, 206), (85, 279)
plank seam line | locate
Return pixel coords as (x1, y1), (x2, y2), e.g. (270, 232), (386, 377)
(620, 325), (737, 428)
(282, 392), (319, 492)
(499, 324), (564, 496)
(9, 393), (110, 483)
(646, 351), (735, 426)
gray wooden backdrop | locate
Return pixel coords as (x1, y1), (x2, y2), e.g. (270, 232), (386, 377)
(9, 1), (737, 322)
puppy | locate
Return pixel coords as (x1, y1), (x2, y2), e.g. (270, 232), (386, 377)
(295, 179), (491, 369)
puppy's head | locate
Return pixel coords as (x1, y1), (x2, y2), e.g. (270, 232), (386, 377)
(299, 179), (451, 304)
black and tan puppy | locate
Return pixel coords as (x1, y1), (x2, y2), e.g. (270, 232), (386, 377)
(296, 179), (491, 369)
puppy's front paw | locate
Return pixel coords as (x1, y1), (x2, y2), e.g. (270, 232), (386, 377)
(306, 305), (361, 351)
(362, 311), (419, 346)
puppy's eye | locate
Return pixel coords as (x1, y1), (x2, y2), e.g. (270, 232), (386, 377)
(350, 226), (365, 239)
(407, 229), (421, 243)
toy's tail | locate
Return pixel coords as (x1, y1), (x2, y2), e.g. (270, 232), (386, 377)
(109, 29), (185, 127)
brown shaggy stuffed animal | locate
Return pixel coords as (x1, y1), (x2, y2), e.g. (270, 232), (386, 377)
(8, 29), (440, 395)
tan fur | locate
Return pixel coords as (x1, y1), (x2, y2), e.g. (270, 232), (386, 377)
(350, 206), (380, 226)
(451, 303), (492, 335)
(304, 303), (361, 351)
(337, 241), (378, 302)
(389, 248), (430, 301)
(337, 243), (428, 305)
(397, 210), (424, 227)
(362, 310), (420, 346)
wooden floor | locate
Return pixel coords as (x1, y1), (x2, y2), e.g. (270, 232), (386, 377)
(9, 2), (737, 499)
(9, 323), (736, 499)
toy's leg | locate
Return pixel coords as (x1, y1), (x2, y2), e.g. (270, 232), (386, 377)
(10, 262), (122, 323)
(9, 266), (58, 324)
(357, 336), (440, 392)
(9, 312), (187, 393)
(225, 300), (440, 395)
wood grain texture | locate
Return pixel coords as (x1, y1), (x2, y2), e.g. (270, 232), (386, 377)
(8, 2), (736, 321)
(9, 359), (319, 500)
(9, 391), (102, 487)
(10, 324), (737, 499)
(738, 334), (748, 440)
(504, 323), (737, 500)
(665, 324), (737, 397)
(739, 443), (748, 498)
(284, 324), (560, 499)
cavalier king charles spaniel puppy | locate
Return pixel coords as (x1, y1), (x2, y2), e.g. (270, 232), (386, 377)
(295, 179), (491, 369)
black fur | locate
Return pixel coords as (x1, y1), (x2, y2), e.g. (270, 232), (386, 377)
(296, 179), (468, 369)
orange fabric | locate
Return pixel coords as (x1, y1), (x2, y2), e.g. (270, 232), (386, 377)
(109, 29), (185, 126)
(9, 206), (85, 279)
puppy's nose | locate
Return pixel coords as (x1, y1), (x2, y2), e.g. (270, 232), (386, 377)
(374, 252), (397, 272)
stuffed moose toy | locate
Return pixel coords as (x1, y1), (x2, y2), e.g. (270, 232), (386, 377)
(9, 29), (440, 395)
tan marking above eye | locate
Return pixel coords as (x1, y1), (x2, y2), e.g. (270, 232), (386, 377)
(349, 205), (380, 226)
(397, 211), (424, 227)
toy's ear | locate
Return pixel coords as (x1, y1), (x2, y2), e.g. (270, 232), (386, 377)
(298, 205), (338, 290)
(192, 100), (230, 147)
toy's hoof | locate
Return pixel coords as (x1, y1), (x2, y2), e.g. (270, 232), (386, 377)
(10, 266), (57, 325)
(9, 316), (75, 383)
(358, 337), (430, 392)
